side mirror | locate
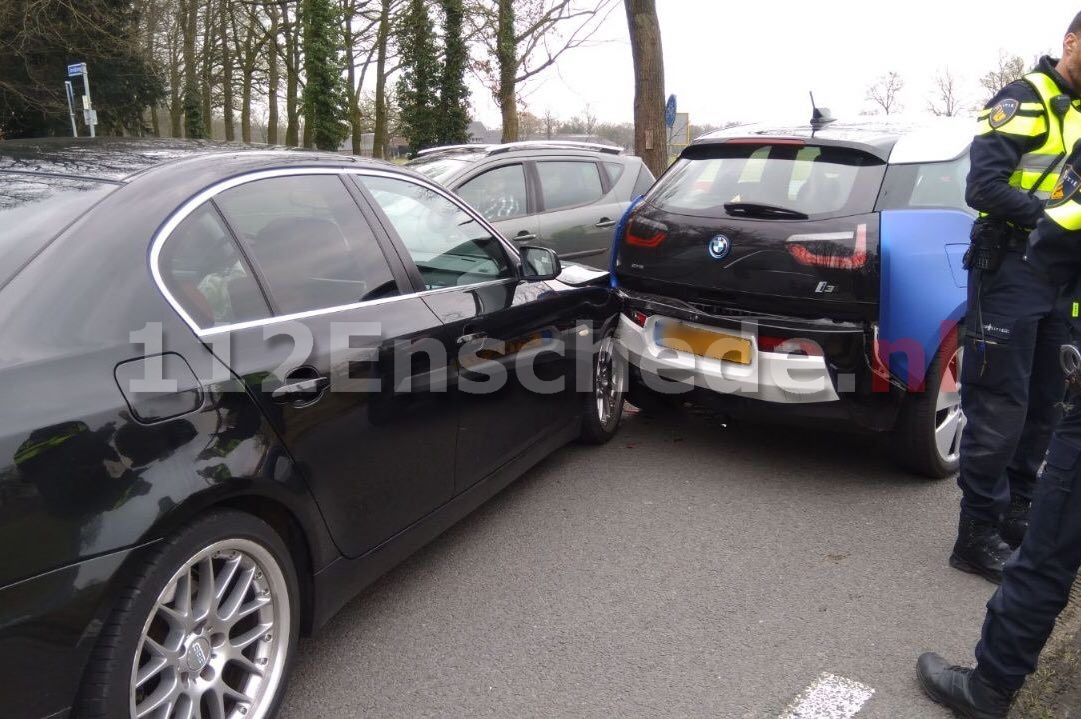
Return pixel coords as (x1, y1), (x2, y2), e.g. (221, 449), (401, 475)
(519, 245), (561, 281)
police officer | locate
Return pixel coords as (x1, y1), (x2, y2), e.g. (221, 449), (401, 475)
(916, 132), (1081, 719)
(953, 11), (1081, 584)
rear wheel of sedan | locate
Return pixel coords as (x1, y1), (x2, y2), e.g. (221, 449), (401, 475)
(579, 324), (626, 444)
(79, 511), (299, 719)
(892, 330), (965, 479)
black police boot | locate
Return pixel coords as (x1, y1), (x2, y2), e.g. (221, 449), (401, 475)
(916, 653), (1014, 719)
(949, 517), (1013, 584)
(1000, 497), (1030, 550)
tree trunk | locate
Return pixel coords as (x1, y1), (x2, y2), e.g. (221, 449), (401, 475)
(219, 0), (235, 141)
(241, 70), (253, 142)
(169, 58), (182, 137)
(181, 0), (203, 138)
(496, 0), (517, 142)
(300, 0), (313, 149)
(200, 1), (213, 137)
(624, 0), (665, 178)
(373, 0), (390, 159)
(267, 4), (281, 144)
(280, 1), (300, 146)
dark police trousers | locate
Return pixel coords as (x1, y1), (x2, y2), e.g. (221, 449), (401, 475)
(959, 250), (1066, 523)
(976, 389), (1081, 689)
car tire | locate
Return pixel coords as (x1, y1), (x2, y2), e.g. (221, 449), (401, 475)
(579, 323), (626, 444)
(891, 327), (965, 479)
(78, 510), (300, 719)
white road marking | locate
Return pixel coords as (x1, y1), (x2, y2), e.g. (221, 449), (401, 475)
(778, 673), (875, 719)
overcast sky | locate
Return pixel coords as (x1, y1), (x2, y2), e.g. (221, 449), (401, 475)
(465, 1), (1072, 129)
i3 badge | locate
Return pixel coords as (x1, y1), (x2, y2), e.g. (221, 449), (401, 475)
(708, 234), (731, 260)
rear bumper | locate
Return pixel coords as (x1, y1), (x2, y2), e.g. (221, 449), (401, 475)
(617, 314), (840, 403)
(617, 288), (905, 430)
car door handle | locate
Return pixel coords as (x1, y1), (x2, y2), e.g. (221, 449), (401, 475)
(595, 218), (616, 229)
(457, 331), (488, 346)
(514, 232), (537, 242)
(271, 376), (329, 402)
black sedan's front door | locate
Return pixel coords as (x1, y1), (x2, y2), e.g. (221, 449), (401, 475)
(352, 173), (583, 492)
(162, 172), (457, 558)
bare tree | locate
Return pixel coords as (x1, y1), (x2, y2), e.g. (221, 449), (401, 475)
(542, 107), (556, 139)
(581, 103), (596, 136)
(927, 67), (962, 117)
(372, 0), (403, 157)
(867, 71), (904, 115)
(624, 0), (665, 177)
(978, 51), (1028, 101)
(471, 0), (619, 142)
(342, 0), (380, 154)
(518, 109), (543, 138)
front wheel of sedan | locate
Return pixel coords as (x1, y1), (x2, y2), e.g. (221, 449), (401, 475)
(579, 324), (626, 444)
(79, 511), (299, 719)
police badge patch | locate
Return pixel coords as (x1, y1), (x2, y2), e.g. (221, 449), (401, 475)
(1048, 167), (1081, 208)
(988, 98), (1019, 129)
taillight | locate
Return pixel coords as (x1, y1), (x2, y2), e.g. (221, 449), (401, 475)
(758, 335), (824, 357)
(786, 223), (868, 269)
(625, 215), (668, 248)
(623, 309), (648, 327)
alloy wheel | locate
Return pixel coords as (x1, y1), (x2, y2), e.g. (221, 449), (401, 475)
(934, 345), (965, 466)
(595, 332), (624, 430)
(130, 538), (291, 719)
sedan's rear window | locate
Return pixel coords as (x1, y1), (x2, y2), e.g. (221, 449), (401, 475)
(648, 144), (886, 219)
(0, 174), (116, 287)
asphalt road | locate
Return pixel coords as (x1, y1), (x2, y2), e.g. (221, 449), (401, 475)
(279, 407), (996, 718)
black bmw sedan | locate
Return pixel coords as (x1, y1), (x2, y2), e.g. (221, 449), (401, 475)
(0, 138), (625, 718)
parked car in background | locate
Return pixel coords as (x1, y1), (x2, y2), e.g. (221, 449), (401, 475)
(614, 116), (976, 478)
(407, 141), (655, 269)
(0, 138), (624, 719)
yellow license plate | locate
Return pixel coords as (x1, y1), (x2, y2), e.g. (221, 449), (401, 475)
(659, 323), (752, 364)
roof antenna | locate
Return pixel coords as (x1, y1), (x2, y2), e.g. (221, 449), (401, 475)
(809, 91), (835, 132)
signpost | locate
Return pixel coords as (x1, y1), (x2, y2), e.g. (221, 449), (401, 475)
(66, 62), (96, 138)
(666, 95), (687, 160)
(64, 81), (77, 137)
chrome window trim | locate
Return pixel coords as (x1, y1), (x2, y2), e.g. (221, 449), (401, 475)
(149, 166), (521, 337)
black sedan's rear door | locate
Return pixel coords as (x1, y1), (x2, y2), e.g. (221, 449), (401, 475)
(157, 171), (457, 559)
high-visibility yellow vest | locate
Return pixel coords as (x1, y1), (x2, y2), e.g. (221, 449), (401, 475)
(1046, 164), (1081, 231)
(976, 71), (1081, 200)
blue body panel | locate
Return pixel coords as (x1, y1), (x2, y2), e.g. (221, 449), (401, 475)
(878, 208), (972, 388)
(609, 195), (643, 286)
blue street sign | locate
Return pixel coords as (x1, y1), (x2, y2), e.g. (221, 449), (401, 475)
(67, 62), (86, 77)
(665, 95), (677, 128)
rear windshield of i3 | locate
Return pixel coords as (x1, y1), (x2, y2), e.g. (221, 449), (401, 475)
(648, 144), (886, 219)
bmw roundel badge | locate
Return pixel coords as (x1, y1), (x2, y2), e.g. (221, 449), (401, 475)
(708, 234), (732, 260)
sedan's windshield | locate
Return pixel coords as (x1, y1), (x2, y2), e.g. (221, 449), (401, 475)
(0, 174), (117, 287)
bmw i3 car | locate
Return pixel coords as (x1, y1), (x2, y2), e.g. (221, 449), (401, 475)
(0, 138), (624, 718)
(614, 116), (975, 478)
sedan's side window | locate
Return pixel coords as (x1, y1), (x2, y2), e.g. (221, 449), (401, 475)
(456, 164), (528, 220)
(355, 175), (513, 290)
(536, 161), (604, 211)
(159, 203), (270, 329)
(214, 174), (399, 316)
